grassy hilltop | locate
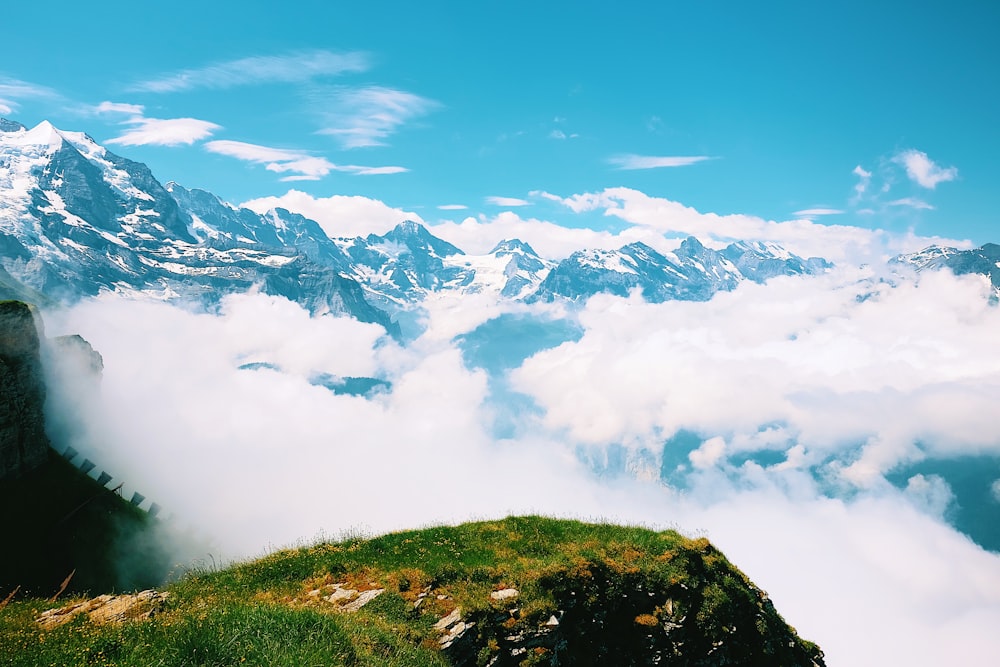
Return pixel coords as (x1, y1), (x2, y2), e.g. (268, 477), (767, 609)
(0, 516), (824, 666)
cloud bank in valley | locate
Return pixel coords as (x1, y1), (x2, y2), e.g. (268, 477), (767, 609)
(40, 259), (1000, 666)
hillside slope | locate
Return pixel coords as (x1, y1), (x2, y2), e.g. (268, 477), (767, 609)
(1, 516), (824, 666)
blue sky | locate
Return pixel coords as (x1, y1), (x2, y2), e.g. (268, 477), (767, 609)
(2, 0), (997, 245)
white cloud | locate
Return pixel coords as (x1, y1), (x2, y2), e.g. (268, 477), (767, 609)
(889, 197), (935, 210)
(205, 140), (309, 163)
(549, 129), (566, 140)
(314, 85), (438, 148)
(347, 165), (408, 175)
(205, 140), (405, 181)
(206, 140), (333, 181)
(0, 76), (60, 113)
(131, 50), (369, 93)
(107, 117), (221, 146)
(539, 187), (968, 265)
(486, 196), (531, 207)
(904, 474), (955, 518)
(608, 154), (712, 170)
(793, 208), (844, 217)
(689, 436), (727, 469)
(894, 149), (958, 189)
(427, 211), (680, 259)
(241, 190), (423, 237)
(39, 286), (1000, 667)
(94, 101), (145, 116)
(437, 204), (468, 210)
(852, 165), (872, 200)
(512, 268), (1000, 467)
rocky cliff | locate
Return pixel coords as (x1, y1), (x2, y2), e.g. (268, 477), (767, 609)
(0, 300), (50, 480)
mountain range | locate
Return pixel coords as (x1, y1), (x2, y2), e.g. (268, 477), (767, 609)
(2, 118), (997, 334)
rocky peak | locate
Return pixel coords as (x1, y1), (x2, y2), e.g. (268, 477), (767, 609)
(383, 221), (464, 257)
(677, 235), (707, 256)
(0, 301), (49, 480)
(0, 118), (27, 133)
(490, 238), (539, 257)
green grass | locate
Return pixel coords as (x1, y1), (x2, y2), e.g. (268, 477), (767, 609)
(0, 516), (824, 666)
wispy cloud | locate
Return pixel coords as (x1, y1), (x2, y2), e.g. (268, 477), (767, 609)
(888, 197), (934, 210)
(893, 149), (958, 189)
(852, 165), (872, 202)
(548, 129), (580, 140)
(347, 165), (408, 175)
(132, 50), (369, 93)
(794, 208), (844, 217)
(608, 154), (712, 170)
(0, 77), (60, 114)
(107, 117), (221, 146)
(94, 101), (145, 116)
(314, 86), (438, 148)
(241, 191), (424, 237)
(205, 139), (406, 181)
(486, 196), (531, 207)
(438, 204), (468, 210)
(205, 140), (334, 181)
(93, 101), (221, 147)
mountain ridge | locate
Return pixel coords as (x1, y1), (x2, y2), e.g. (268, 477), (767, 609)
(4, 117), (999, 330)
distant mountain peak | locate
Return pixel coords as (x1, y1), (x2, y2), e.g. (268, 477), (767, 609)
(490, 238), (539, 256)
(0, 118), (27, 133)
(382, 220), (464, 257)
(0, 119), (64, 151)
(678, 236), (706, 253)
(390, 220), (427, 236)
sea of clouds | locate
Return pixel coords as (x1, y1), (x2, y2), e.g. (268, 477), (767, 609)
(39, 190), (1000, 666)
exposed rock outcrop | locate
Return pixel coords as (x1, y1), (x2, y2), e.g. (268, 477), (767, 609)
(36, 590), (169, 629)
(0, 300), (50, 480)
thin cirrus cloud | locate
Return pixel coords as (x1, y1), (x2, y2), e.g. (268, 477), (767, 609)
(106, 117), (222, 147)
(313, 85), (439, 148)
(0, 76), (60, 114)
(95, 101), (145, 116)
(893, 149), (958, 189)
(793, 208), (844, 217)
(486, 196), (531, 207)
(130, 50), (370, 93)
(205, 139), (407, 181)
(438, 204), (468, 210)
(889, 197), (935, 210)
(852, 165), (873, 200)
(608, 154), (712, 170)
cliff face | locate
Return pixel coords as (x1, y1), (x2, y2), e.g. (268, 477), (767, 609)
(0, 300), (50, 480)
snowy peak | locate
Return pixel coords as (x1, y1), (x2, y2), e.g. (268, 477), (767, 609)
(382, 220), (464, 258)
(0, 122), (396, 333)
(895, 243), (1000, 292)
(490, 238), (539, 257)
(677, 236), (706, 256)
(0, 118), (27, 133)
(529, 238), (828, 303)
(891, 245), (960, 271)
(1, 117), (856, 334)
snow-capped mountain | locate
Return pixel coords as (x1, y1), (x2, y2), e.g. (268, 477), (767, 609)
(28, 117), (1000, 332)
(0, 117), (838, 324)
(894, 243), (1000, 292)
(0, 119), (394, 330)
(529, 237), (831, 303)
(334, 220), (469, 307)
